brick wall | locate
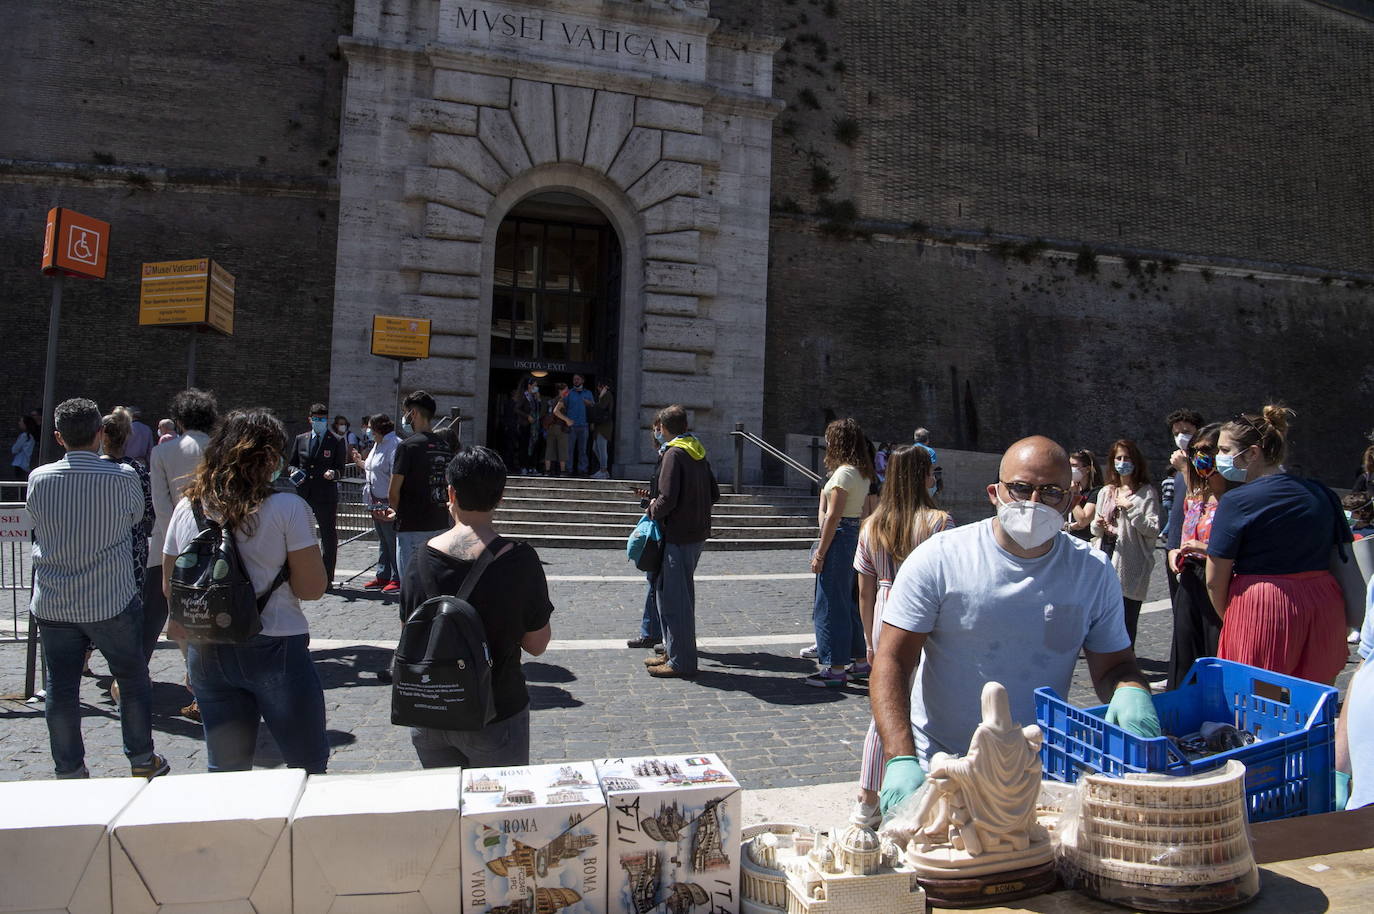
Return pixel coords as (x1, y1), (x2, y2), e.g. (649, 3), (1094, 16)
(718, 0), (1374, 274)
(0, 0), (349, 440)
(762, 224), (1374, 484)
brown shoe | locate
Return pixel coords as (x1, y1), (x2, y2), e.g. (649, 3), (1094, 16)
(181, 699), (201, 722)
(644, 654), (670, 667)
(647, 662), (697, 679)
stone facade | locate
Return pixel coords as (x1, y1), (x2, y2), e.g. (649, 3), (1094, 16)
(329, 0), (782, 473)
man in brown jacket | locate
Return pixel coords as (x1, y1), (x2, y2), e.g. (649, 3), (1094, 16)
(645, 405), (719, 679)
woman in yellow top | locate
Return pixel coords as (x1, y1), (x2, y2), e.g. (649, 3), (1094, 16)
(806, 418), (877, 687)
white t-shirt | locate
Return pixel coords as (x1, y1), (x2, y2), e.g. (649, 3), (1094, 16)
(823, 465), (870, 518)
(163, 493), (319, 637)
(883, 518), (1130, 764)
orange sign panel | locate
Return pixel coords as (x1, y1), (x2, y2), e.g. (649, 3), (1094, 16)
(41, 208), (110, 279)
(138, 259), (235, 336)
(371, 315), (432, 360)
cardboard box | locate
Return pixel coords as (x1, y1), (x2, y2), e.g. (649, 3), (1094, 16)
(0, 778), (146, 914)
(111, 769), (305, 912)
(596, 755), (742, 914)
(461, 762), (607, 914)
(293, 769), (464, 913)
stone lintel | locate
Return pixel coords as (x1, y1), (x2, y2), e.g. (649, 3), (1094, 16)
(554, 85), (595, 163)
(582, 91), (637, 173)
(635, 98), (704, 134)
(511, 80), (557, 165)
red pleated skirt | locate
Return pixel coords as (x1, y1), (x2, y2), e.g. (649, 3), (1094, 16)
(1217, 570), (1348, 684)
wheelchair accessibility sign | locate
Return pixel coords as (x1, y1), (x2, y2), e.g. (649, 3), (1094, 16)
(41, 207), (110, 279)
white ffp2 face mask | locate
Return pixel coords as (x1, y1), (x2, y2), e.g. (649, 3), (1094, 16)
(996, 492), (1065, 550)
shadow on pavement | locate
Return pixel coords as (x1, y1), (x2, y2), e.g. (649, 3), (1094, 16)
(529, 684), (583, 709)
(313, 646), (393, 688)
(523, 661), (576, 683)
(252, 729), (358, 769)
(690, 668), (853, 706)
(698, 650), (816, 675)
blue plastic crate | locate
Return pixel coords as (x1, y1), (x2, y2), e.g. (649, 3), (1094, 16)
(1035, 658), (1337, 822)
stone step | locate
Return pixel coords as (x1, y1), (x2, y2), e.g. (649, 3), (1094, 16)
(493, 520), (820, 539)
(493, 508), (814, 527)
(507, 534), (816, 551)
(498, 495), (812, 517)
(503, 477), (815, 505)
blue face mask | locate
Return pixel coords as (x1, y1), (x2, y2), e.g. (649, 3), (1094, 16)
(401, 417), (415, 437)
(1114, 460), (1135, 478)
(1215, 453), (1249, 483)
(654, 430), (665, 444)
(270, 457), (284, 483)
(310, 416), (327, 435)
(927, 482), (938, 497)
(364, 428), (374, 442)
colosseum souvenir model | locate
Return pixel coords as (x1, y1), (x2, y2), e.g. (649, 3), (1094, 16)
(759, 823), (925, 914)
(1057, 760), (1261, 912)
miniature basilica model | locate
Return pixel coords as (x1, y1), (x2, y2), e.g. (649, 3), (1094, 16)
(739, 823), (925, 914)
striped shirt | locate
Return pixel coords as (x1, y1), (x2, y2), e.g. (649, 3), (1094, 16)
(27, 450), (143, 622)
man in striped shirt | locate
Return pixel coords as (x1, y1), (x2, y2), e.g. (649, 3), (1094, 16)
(28, 398), (168, 780)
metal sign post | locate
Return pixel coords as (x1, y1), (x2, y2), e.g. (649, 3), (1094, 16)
(186, 328), (198, 388)
(395, 360), (404, 421)
(38, 207), (111, 465)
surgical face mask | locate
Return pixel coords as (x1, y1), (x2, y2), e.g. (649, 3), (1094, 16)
(1114, 459), (1135, 478)
(1345, 510), (1355, 525)
(996, 490), (1064, 551)
(310, 416), (327, 434)
(364, 428), (375, 442)
(336, 424), (347, 435)
(401, 414), (415, 437)
(1216, 451), (1249, 483)
(1071, 466), (1084, 485)
(270, 457), (284, 483)
(1175, 432), (1193, 450)
(653, 430), (664, 444)
(927, 482), (938, 497)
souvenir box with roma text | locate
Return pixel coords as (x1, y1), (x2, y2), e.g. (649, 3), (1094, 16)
(293, 768), (464, 913)
(596, 754), (741, 914)
(460, 762), (607, 914)
(111, 769), (305, 913)
(0, 777), (145, 914)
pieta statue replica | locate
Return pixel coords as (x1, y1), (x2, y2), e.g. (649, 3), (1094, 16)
(883, 681), (1056, 907)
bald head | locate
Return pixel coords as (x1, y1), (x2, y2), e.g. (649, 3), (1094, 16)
(999, 436), (1072, 488)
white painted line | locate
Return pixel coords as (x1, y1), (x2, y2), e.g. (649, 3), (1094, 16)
(335, 570), (813, 583)
(308, 633), (815, 653)
(1141, 598), (1171, 615)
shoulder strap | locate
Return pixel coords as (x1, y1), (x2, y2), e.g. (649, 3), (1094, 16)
(454, 537), (511, 601)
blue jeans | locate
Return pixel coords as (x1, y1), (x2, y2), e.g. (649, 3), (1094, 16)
(640, 571), (661, 640)
(569, 424), (590, 474)
(373, 517), (398, 582)
(813, 518), (865, 668)
(594, 433), (610, 474)
(395, 529), (439, 586)
(187, 633), (328, 773)
(655, 541), (704, 674)
(411, 706), (531, 768)
(37, 595), (156, 775)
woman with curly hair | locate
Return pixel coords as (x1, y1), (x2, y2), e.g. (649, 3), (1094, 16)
(161, 409), (330, 772)
(1207, 406), (1350, 684)
(849, 444), (952, 825)
(805, 418), (876, 687)
(1091, 438), (1160, 645)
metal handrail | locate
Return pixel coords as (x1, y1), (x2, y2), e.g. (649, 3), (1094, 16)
(730, 423), (821, 494)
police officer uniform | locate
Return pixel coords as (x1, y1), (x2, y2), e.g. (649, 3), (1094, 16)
(290, 426), (347, 581)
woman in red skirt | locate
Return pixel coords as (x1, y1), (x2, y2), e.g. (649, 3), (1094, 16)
(1205, 406), (1350, 684)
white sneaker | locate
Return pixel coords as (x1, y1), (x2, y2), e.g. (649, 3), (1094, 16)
(849, 800), (881, 829)
(799, 644), (819, 659)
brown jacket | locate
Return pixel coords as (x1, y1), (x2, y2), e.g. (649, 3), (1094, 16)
(648, 441), (720, 544)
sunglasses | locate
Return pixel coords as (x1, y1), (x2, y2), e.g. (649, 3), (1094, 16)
(999, 480), (1070, 508)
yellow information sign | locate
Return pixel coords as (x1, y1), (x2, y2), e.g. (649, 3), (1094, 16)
(371, 315), (432, 360)
(138, 258), (234, 336)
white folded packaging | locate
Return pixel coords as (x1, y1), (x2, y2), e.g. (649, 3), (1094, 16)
(293, 768), (464, 913)
(110, 769), (306, 912)
(596, 754), (742, 914)
(460, 762), (607, 914)
(0, 777), (146, 914)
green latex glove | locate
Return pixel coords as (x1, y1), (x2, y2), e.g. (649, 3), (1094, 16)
(879, 756), (927, 816)
(1336, 771), (1351, 811)
(1105, 685), (1162, 738)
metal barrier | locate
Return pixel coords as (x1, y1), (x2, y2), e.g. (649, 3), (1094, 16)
(1, 490), (41, 701)
(730, 424), (823, 495)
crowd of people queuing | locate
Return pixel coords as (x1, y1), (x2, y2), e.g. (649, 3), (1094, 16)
(14, 388), (1372, 814)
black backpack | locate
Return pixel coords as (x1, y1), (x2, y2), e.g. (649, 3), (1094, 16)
(168, 502), (289, 644)
(391, 547), (498, 731)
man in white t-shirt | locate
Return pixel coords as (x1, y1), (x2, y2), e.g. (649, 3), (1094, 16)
(871, 436), (1161, 814)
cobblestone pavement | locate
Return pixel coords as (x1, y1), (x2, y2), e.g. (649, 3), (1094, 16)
(1, 539), (1362, 787)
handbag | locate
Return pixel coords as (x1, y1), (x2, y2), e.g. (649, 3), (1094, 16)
(627, 514), (664, 572)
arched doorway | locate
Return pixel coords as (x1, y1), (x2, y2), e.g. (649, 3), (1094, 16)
(486, 191), (622, 471)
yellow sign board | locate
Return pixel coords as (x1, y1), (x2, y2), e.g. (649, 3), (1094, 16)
(371, 315), (432, 360)
(138, 259), (234, 336)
